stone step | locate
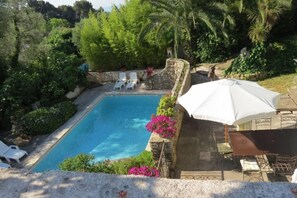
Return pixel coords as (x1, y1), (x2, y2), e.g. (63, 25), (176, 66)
(180, 171), (223, 180)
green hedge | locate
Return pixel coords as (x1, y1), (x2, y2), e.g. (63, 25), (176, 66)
(19, 101), (77, 135)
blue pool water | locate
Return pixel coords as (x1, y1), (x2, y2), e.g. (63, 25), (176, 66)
(32, 95), (161, 172)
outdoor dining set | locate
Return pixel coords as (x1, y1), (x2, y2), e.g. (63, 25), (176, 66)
(177, 78), (297, 181)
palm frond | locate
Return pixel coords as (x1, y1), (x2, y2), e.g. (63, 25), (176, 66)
(196, 12), (217, 36)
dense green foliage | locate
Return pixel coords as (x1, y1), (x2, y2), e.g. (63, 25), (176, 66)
(241, 0), (292, 44)
(195, 33), (236, 63)
(266, 35), (297, 75)
(17, 101), (76, 136)
(59, 154), (99, 172)
(156, 95), (176, 117)
(73, 0), (166, 71)
(226, 32), (297, 77)
(0, 2), (86, 128)
(59, 151), (155, 174)
(226, 44), (267, 75)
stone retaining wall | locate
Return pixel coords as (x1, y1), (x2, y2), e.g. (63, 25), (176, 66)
(149, 59), (191, 178)
(88, 70), (148, 83)
(145, 59), (184, 90)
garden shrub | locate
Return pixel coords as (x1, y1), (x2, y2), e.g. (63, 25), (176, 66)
(265, 35), (297, 76)
(225, 43), (267, 75)
(194, 33), (236, 63)
(59, 154), (98, 172)
(19, 101), (76, 136)
(146, 115), (176, 138)
(59, 151), (156, 175)
(111, 151), (155, 174)
(52, 101), (77, 121)
(226, 34), (297, 77)
(156, 95), (176, 117)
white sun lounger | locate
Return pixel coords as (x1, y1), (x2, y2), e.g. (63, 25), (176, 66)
(0, 159), (11, 169)
(114, 80), (126, 90)
(126, 72), (139, 90)
(0, 140), (28, 163)
(113, 72), (127, 90)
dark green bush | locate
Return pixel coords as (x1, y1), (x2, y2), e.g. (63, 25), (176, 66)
(226, 34), (297, 77)
(19, 101), (76, 135)
(59, 151), (155, 174)
(111, 151), (155, 174)
(194, 33), (236, 63)
(156, 94), (176, 117)
(266, 35), (297, 76)
(225, 43), (267, 75)
(59, 154), (98, 172)
(52, 100), (77, 120)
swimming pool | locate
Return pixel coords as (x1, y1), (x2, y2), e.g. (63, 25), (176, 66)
(32, 94), (161, 172)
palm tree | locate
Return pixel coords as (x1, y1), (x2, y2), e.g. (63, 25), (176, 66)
(238, 0), (292, 43)
(139, 0), (230, 58)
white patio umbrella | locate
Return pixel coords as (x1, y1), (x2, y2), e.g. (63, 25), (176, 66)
(178, 79), (281, 142)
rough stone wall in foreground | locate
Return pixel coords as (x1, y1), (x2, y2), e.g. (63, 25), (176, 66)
(1, 169), (296, 198)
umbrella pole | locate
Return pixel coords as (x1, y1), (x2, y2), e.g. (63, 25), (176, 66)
(224, 124), (229, 143)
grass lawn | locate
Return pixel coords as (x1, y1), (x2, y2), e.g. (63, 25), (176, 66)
(258, 73), (297, 94)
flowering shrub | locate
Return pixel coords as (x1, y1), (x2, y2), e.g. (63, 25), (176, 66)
(146, 67), (154, 77)
(156, 94), (176, 117)
(146, 115), (176, 138)
(128, 166), (159, 177)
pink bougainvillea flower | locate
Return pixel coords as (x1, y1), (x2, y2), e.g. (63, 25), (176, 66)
(128, 166), (160, 177)
(146, 115), (176, 138)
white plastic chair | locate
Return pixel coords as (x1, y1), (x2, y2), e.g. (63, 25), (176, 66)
(119, 72), (127, 82)
(126, 72), (138, 90)
(0, 159), (11, 169)
(113, 72), (127, 90)
(0, 140), (28, 163)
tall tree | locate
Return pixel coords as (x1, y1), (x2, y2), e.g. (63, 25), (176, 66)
(73, 0), (166, 71)
(28, 0), (60, 20)
(7, 0), (46, 67)
(0, 1), (14, 83)
(73, 0), (94, 20)
(140, 0), (228, 58)
(57, 5), (77, 25)
(238, 0), (292, 43)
